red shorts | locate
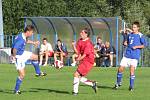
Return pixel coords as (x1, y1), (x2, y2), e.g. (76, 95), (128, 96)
(77, 61), (94, 76)
(48, 51), (53, 57)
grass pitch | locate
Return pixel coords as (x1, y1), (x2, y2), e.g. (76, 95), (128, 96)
(0, 64), (150, 100)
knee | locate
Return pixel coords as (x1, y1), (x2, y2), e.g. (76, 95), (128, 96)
(74, 71), (79, 77)
(130, 67), (135, 75)
(19, 73), (25, 80)
(118, 67), (124, 73)
(60, 53), (63, 56)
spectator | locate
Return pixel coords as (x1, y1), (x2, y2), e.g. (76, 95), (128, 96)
(94, 36), (105, 66)
(71, 41), (78, 66)
(39, 38), (54, 66)
(54, 39), (68, 64)
(101, 41), (115, 67)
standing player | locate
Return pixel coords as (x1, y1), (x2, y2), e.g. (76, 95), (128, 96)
(11, 25), (46, 94)
(113, 21), (146, 91)
(72, 28), (97, 95)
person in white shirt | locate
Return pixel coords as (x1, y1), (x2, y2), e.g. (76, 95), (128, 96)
(39, 38), (53, 66)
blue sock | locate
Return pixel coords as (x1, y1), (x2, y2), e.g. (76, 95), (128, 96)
(130, 75), (135, 88)
(117, 72), (122, 85)
(31, 60), (41, 74)
(15, 77), (22, 92)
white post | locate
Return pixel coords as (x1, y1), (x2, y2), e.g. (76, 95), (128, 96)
(0, 0), (4, 48)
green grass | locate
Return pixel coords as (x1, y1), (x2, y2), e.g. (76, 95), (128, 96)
(0, 64), (150, 100)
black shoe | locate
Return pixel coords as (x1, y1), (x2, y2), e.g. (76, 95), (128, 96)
(92, 81), (97, 93)
(129, 87), (133, 91)
(72, 92), (78, 96)
(35, 72), (47, 77)
(14, 90), (21, 95)
(40, 72), (47, 76)
(113, 84), (121, 90)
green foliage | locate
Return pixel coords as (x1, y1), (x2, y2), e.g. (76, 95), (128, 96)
(2, 0), (150, 34)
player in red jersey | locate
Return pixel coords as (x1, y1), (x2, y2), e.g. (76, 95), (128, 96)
(72, 28), (97, 95)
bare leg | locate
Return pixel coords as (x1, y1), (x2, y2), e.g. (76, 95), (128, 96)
(54, 53), (59, 62)
(60, 52), (64, 62)
(39, 54), (43, 65)
(109, 54), (113, 66)
(44, 52), (49, 65)
(72, 54), (76, 63)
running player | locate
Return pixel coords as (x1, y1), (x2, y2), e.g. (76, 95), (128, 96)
(72, 28), (97, 95)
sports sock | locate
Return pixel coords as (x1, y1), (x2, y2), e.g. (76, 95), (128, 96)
(73, 77), (80, 93)
(14, 77), (22, 92)
(130, 75), (135, 88)
(80, 77), (93, 86)
(31, 60), (41, 74)
(116, 72), (123, 85)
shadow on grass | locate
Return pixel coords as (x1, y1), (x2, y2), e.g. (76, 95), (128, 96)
(0, 89), (14, 94)
(0, 89), (39, 94)
(80, 84), (113, 90)
(30, 88), (70, 94)
(97, 85), (113, 90)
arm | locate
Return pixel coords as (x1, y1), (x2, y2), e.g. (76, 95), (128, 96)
(26, 39), (40, 46)
(133, 35), (146, 49)
(72, 41), (78, 54)
(133, 45), (145, 49)
(10, 48), (17, 62)
(11, 48), (17, 57)
(126, 28), (133, 33)
(76, 54), (86, 61)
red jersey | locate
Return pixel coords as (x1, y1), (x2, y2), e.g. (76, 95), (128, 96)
(76, 38), (94, 64)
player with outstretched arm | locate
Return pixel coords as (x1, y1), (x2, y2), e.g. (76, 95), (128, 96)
(11, 25), (46, 94)
(113, 21), (147, 91)
(72, 28), (97, 95)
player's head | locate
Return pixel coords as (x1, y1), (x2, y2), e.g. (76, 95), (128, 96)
(132, 21), (140, 33)
(42, 38), (48, 45)
(57, 39), (62, 46)
(24, 25), (35, 37)
(80, 28), (90, 39)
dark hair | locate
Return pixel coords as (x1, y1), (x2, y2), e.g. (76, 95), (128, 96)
(132, 21), (140, 27)
(43, 38), (47, 41)
(24, 25), (35, 32)
(57, 39), (62, 42)
(83, 28), (90, 37)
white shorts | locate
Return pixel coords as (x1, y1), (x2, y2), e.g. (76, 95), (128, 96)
(120, 57), (138, 68)
(15, 51), (32, 70)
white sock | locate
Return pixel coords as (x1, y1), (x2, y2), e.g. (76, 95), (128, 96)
(73, 77), (80, 93)
(80, 77), (93, 86)
(110, 61), (113, 66)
